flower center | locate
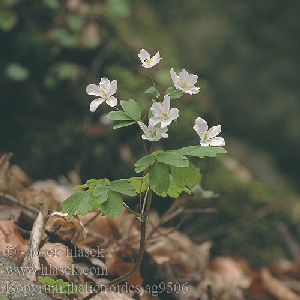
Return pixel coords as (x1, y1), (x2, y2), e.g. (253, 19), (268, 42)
(145, 58), (153, 66)
(181, 80), (189, 89)
(149, 130), (157, 138)
(100, 89), (109, 99)
(162, 111), (169, 119)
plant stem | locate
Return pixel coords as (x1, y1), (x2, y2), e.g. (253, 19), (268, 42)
(82, 189), (153, 300)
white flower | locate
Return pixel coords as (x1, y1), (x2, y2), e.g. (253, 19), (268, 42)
(149, 95), (179, 128)
(193, 117), (225, 147)
(86, 77), (118, 112)
(170, 68), (200, 95)
(138, 49), (161, 68)
(138, 121), (168, 141)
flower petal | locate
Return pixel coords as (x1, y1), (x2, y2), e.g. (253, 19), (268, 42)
(150, 102), (163, 114)
(207, 125), (221, 139)
(99, 77), (110, 87)
(163, 95), (171, 111)
(106, 96), (118, 107)
(186, 86), (200, 95)
(109, 80), (117, 95)
(209, 137), (225, 146)
(86, 84), (101, 96)
(138, 49), (150, 62)
(170, 68), (179, 84)
(193, 117), (208, 137)
(169, 108), (179, 121)
(149, 116), (161, 126)
(90, 98), (105, 112)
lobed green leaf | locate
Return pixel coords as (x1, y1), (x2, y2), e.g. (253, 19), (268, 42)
(120, 99), (142, 121)
(110, 179), (137, 196)
(135, 154), (156, 173)
(113, 121), (136, 129)
(171, 162), (201, 189)
(106, 110), (132, 121)
(156, 151), (189, 167)
(177, 146), (227, 158)
(100, 190), (123, 217)
(149, 162), (170, 194)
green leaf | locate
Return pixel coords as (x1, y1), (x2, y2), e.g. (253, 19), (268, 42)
(166, 87), (174, 95)
(177, 146), (227, 158)
(156, 151), (189, 167)
(171, 162), (201, 189)
(169, 89), (184, 99)
(86, 178), (110, 193)
(107, 110), (133, 121)
(144, 86), (158, 95)
(5, 63), (29, 81)
(128, 174), (149, 193)
(110, 179), (137, 196)
(93, 184), (109, 204)
(113, 121), (136, 129)
(149, 162), (170, 194)
(62, 191), (95, 216)
(120, 99), (141, 121)
(100, 191), (123, 217)
(135, 154), (156, 173)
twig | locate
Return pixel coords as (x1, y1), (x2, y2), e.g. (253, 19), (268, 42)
(21, 202), (48, 281)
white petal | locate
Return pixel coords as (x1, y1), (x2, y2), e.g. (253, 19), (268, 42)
(99, 77), (110, 87)
(86, 84), (101, 96)
(150, 102), (163, 114)
(209, 137), (225, 146)
(169, 108), (179, 121)
(90, 98), (105, 112)
(200, 141), (210, 147)
(193, 117), (208, 137)
(163, 95), (171, 111)
(188, 74), (198, 86)
(186, 86), (200, 95)
(138, 121), (148, 133)
(106, 96), (117, 107)
(149, 116), (161, 126)
(138, 49), (150, 61)
(152, 51), (161, 64)
(170, 68), (179, 84)
(207, 125), (221, 139)
(109, 80), (117, 95)
(179, 69), (189, 81)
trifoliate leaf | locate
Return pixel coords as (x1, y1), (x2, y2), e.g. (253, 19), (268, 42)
(62, 191), (95, 217)
(171, 162), (201, 189)
(100, 190), (123, 217)
(86, 178), (110, 193)
(120, 99), (142, 121)
(113, 121), (136, 129)
(128, 174), (149, 193)
(107, 110), (133, 121)
(169, 89), (184, 99)
(156, 151), (189, 167)
(144, 86), (158, 95)
(149, 162), (170, 194)
(93, 184), (109, 204)
(110, 179), (137, 196)
(177, 146), (227, 158)
(135, 154), (156, 173)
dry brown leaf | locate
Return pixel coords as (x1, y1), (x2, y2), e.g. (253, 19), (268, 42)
(251, 268), (300, 300)
(0, 219), (28, 264)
